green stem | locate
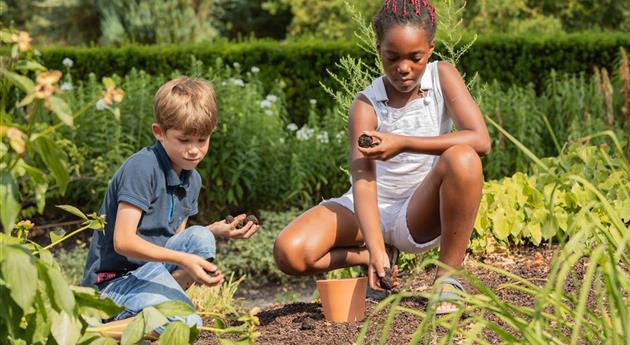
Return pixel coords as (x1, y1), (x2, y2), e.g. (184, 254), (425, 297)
(37, 223), (89, 252)
(30, 99), (97, 141)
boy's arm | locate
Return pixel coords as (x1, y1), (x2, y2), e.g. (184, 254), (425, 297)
(349, 95), (390, 291)
(113, 202), (222, 286)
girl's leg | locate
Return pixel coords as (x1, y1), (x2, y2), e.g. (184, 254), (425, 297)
(273, 202), (368, 275)
(405, 144), (483, 277)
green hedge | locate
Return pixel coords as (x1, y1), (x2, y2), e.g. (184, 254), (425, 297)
(35, 33), (630, 123)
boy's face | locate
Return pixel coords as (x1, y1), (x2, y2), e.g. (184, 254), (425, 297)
(152, 124), (210, 174)
(378, 24), (435, 94)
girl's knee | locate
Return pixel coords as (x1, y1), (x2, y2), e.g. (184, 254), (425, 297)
(273, 232), (310, 275)
(441, 144), (482, 178)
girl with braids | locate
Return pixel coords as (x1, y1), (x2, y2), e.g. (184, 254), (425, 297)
(274, 0), (490, 313)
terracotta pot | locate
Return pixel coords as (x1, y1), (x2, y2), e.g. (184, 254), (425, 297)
(316, 277), (367, 323)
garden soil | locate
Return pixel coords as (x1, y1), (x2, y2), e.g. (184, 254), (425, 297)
(196, 245), (591, 344)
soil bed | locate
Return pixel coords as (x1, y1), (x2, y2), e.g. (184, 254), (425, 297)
(197, 245), (591, 344)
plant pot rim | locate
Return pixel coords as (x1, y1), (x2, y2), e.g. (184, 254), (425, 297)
(316, 277), (367, 283)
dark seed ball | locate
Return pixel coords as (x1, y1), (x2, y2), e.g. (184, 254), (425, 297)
(380, 267), (394, 291)
(358, 134), (375, 148)
(225, 215), (235, 224)
(245, 214), (259, 225)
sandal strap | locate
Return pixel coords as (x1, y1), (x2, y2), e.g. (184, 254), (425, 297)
(439, 277), (465, 292)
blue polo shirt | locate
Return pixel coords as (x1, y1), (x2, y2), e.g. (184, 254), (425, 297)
(81, 141), (202, 288)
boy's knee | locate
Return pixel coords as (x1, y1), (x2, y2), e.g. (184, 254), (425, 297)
(183, 225), (216, 258)
(441, 145), (482, 178)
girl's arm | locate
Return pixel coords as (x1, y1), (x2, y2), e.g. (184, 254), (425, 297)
(359, 61), (491, 159)
(349, 95), (390, 290)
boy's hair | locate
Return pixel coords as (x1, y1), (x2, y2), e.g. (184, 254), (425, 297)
(373, 0), (437, 44)
(153, 76), (218, 136)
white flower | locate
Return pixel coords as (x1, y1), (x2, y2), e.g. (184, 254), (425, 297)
(316, 132), (329, 144)
(309, 99), (317, 105)
(95, 99), (107, 110)
(260, 99), (272, 108)
(251, 66), (260, 73)
(286, 123), (298, 131)
(220, 81), (227, 86)
(336, 131), (346, 141)
(233, 62), (241, 69)
(264, 109), (273, 116)
(231, 79), (245, 87)
(62, 57), (74, 67)
(266, 94), (278, 102)
(296, 125), (314, 141)
(279, 137), (285, 144)
(60, 82), (73, 91)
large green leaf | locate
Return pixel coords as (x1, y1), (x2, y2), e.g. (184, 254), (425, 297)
(14, 60), (47, 72)
(1, 245), (37, 312)
(142, 306), (168, 334)
(32, 136), (69, 193)
(48, 96), (74, 127)
(73, 288), (124, 325)
(120, 312), (145, 345)
(159, 321), (190, 345)
(154, 300), (195, 317)
(2, 71), (34, 93)
(18, 161), (48, 213)
(25, 294), (52, 344)
(0, 171), (20, 232)
(44, 263), (76, 313)
(51, 309), (82, 345)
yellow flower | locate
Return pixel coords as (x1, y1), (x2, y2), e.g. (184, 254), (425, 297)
(6, 127), (25, 154)
(102, 85), (125, 106)
(11, 31), (32, 52)
(33, 70), (62, 102)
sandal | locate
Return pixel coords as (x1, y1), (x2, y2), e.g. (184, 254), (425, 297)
(431, 277), (465, 314)
(365, 245), (400, 301)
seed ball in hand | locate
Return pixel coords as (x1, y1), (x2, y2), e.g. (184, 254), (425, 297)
(379, 267), (394, 291)
(225, 215), (235, 224)
(358, 134), (376, 148)
(245, 214), (259, 225)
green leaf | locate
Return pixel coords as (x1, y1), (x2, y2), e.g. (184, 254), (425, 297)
(51, 309), (82, 345)
(56, 205), (88, 220)
(102, 77), (115, 89)
(2, 71), (35, 93)
(44, 263), (76, 313)
(154, 300), (195, 317)
(77, 334), (118, 345)
(32, 136), (69, 194)
(18, 161), (48, 212)
(50, 228), (65, 244)
(25, 294), (52, 344)
(17, 93), (36, 107)
(160, 322), (190, 345)
(48, 96), (74, 127)
(121, 313), (145, 345)
(14, 60), (47, 72)
(490, 207), (512, 240)
(142, 306), (168, 334)
(73, 288), (124, 324)
(0, 171), (20, 232)
(1, 245), (37, 312)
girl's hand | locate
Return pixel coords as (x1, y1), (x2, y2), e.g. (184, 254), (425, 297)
(357, 130), (405, 161)
(367, 248), (390, 291)
(179, 253), (224, 287)
(208, 214), (259, 239)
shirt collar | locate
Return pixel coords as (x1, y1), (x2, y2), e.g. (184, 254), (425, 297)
(372, 64), (433, 102)
(152, 141), (192, 188)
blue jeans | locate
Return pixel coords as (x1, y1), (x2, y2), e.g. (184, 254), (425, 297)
(100, 225), (216, 333)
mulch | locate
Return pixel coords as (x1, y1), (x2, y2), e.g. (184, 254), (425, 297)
(196, 245), (588, 344)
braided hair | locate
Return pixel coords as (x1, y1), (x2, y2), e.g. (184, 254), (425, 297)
(373, 0), (437, 44)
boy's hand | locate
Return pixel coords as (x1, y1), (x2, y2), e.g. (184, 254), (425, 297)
(357, 130), (405, 161)
(180, 253), (224, 287)
(208, 214), (259, 239)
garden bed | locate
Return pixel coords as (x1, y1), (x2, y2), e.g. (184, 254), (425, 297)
(197, 244), (590, 344)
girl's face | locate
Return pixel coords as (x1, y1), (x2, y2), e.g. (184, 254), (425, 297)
(378, 24), (435, 94)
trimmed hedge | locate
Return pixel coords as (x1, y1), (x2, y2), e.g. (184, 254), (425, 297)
(34, 33), (630, 123)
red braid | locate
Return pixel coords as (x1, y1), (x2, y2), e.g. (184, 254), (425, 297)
(385, 0), (436, 24)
